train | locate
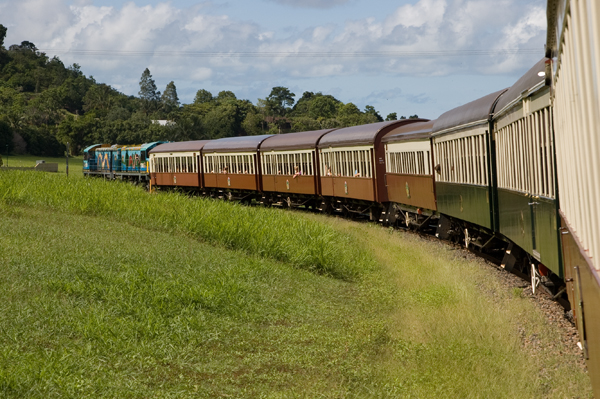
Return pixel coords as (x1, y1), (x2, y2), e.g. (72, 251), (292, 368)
(83, 0), (600, 392)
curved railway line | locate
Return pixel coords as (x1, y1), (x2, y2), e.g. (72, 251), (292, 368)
(82, 0), (600, 394)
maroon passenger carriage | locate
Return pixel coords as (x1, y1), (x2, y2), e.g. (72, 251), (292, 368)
(148, 141), (210, 190)
(259, 129), (336, 208)
(202, 135), (273, 201)
(381, 120), (437, 230)
(317, 119), (424, 218)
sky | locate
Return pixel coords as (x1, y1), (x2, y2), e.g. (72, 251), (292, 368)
(0, 0), (547, 120)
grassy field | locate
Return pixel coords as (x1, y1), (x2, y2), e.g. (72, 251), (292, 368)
(0, 170), (593, 398)
(1, 154), (83, 177)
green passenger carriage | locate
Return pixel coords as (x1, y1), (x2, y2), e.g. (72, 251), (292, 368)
(492, 59), (562, 277)
(431, 89), (507, 233)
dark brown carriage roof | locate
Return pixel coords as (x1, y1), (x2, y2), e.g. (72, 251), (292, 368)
(202, 134), (273, 153)
(149, 140), (210, 154)
(382, 120), (435, 143)
(318, 119), (424, 148)
(494, 59), (547, 114)
(432, 89), (508, 134)
(260, 129), (337, 152)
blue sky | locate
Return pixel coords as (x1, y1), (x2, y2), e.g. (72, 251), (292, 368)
(0, 0), (546, 120)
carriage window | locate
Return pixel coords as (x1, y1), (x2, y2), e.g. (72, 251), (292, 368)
(495, 105), (554, 197)
(265, 154), (271, 175)
(434, 134), (487, 185)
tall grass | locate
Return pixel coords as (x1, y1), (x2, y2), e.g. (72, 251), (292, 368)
(0, 206), (383, 397)
(0, 171), (372, 280)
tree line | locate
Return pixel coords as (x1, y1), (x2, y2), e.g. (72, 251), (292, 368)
(0, 25), (418, 157)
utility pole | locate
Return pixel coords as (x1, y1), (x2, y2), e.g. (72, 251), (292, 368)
(66, 142), (69, 177)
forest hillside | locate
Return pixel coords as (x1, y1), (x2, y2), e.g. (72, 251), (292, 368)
(0, 25), (417, 157)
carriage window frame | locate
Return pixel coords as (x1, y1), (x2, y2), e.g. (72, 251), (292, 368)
(319, 146), (373, 178)
(260, 149), (316, 176)
(385, 140), (432, 176)
(495, 103), (555, 198)
(203, 152), (257, 175)
(433, 128), (488, 186)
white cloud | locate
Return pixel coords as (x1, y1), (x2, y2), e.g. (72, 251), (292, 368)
(365, 88), (404, 102)
(489, 5), (546, 72)
(191, 67), (213, 81)
(384, 0), (446, 32)
(0, 0), (546, 117)
(265, 0), (350, 9)
(312, 26), (335, 43)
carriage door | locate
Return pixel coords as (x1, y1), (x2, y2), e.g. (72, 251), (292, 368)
(527, 105), (560, 275)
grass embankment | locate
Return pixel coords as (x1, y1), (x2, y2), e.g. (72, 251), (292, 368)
(0, 171), (593, 397)
(0, 171), (365, 279)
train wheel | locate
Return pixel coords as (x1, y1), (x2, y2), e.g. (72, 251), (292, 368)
(464, 228), (471, 249)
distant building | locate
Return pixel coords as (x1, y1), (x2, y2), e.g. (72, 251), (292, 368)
(152, 120), (176, 126)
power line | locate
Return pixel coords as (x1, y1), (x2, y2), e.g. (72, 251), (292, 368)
(39, 48), (541, 58)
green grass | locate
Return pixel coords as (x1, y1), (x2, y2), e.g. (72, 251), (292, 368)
(0, 154), (83, 177)
(330, 218), (592, 398)
(0, 207), (375, 397)
(0, 171), (370, 280)
(0, 170), (593, 397)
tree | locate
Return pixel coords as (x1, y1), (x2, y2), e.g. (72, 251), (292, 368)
(0, 24), (7, 48)
(308, 95), (338, 119)
(194, 89), (213, 104)
(266, 86), (295, 116)
(161, 81), (179, 113)
(409, 114), (419, 119)
(290, 91), (315, 116)
(9, 41), (37, 52)
(56, 113), (99, 155)
(69, 63), (82, 77)
(83, 84), (115, 115)
(364, 105), (383, 122)
(0, 119), (13, 155)
(337, 102), (363, 127)
(242, 110), (265, 136)
(171, 113), (205, 140)
(385, 112), (397, 121)
(138, 68), (160, 114)
(338, 102), (361, 117)
(204, 103), (240, 139)
(216, 90), (237, 102)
